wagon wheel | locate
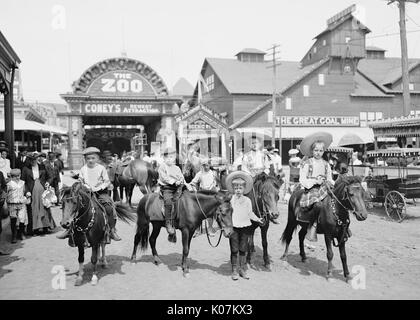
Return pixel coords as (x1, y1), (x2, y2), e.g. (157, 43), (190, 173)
(384, 191), (406, 222)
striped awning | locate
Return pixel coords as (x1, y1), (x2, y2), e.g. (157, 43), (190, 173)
(84, 125), (144, 130)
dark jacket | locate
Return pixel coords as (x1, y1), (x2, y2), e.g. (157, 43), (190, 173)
(15, 154), (29, 170)
(55, 159), (64, 175)
(21, 163), (52, 193)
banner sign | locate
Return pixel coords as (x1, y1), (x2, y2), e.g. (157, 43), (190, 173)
(279, 116), (360, 127)
(82, 103), (161, 115)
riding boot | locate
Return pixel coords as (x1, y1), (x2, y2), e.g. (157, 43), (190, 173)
(10, 218), (17, 244)
(305, 222), (318, 242)
(17, 223), (26, 240)
(231, 264), (239, 281)
(56, 229), (71, 239)
(231, 254), (239, 280)
(239, 255), (250, 279)
(164, 204), (176, 236)
(109, 219), (121, 241)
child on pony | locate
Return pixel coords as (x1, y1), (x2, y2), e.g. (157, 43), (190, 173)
(57, 147), (121, 241)
(298, 132), (335, 242)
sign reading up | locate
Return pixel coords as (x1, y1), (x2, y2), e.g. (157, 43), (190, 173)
(82, 103), (161, 114)
(86, 71), (156, 96)
(279, 116), (360, 126)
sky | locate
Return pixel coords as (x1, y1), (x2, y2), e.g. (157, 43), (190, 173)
(1, 0), (420, 103)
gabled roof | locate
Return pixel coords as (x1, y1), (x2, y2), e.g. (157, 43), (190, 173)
(314, 14), (370, 39)
(229, 58), (330, 129)
(204, 57), (326, 95)
(358, 57), (420, 88)
(351, 71), (393, 98)
(172, 77), (194, 96)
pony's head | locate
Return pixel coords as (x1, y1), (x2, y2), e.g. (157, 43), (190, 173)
(334, 175), (368, 221)
(214, 191), (233, 238)
(60, 182), (87, 229)
(254, 173), (282, 221)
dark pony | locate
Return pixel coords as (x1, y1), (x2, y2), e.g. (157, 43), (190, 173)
(130, 190), (233, 277)
(246, 173), (282, 270)
(281, 175), (368, 282)
(60, 182), (135, 286)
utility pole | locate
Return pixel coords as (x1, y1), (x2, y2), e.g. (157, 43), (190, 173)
(267, 44), (282, 155)
(388, 0), (419, 116)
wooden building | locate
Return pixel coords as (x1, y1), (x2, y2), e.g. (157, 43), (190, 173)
(191, 5), (420, 163)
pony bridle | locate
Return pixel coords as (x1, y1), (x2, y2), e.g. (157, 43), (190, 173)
(63, 190), (96, 233)
(253, 187), (271, 225)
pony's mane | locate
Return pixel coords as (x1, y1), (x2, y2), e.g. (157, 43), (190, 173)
(334, 175), (362, 196)
(254, 173), (282, 190)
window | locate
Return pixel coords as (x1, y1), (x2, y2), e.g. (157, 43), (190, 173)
(267, 111), (273, 123)
(345, 36), (351, 44)
(375, 112), (383, 120)
(409, 83), (414, 91)
(303, 85), (310, 97)
(360, 112), (367, 127)
(285, 97), (292, 110)
(368, 112), (375, 121)
(308, 53), (312, 60)
(206, 74), (215, 91)
(313, 46), (317, 54)
(323, 39), (327, 46)
(318, 74), (325, 86)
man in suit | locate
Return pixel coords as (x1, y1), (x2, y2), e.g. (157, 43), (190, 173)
(47, 152), (61, 203)
(15, 148), (28, 170)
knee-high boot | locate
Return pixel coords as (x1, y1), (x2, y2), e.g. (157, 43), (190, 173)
(239, 255), (250, 279)
(231, 254), (239, 281)
(10, 217), (17, 244)
(164, 204), (175, 236)
(107, 212), (121, 241)
(17, 223), (26, 240)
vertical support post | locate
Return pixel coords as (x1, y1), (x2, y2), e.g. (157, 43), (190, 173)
(4, 67), (16, 167)
(398, 0), (411, 116)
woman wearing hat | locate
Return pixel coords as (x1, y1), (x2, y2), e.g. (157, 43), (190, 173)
(56, 147), (121, 241)
(298, 132), (335, 242)
(226, 171), (263, 280)
(21, 152), (55, 236)
(0, 147), (11, 180)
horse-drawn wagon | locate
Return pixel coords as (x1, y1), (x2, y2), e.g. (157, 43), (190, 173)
(361, 148), (420, 222)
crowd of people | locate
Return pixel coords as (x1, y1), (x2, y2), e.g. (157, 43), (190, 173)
(0, 145), (64, 252)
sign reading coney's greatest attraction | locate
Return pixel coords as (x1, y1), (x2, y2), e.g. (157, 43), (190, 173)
(87, 71), (156, 96)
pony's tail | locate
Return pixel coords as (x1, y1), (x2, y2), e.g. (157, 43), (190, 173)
(115, 203), (137, 224)
(136, 196), (150, 251)
(281, 196), (298, 245)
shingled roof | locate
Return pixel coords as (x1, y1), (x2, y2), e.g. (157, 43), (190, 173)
(204, 58), (326, 95)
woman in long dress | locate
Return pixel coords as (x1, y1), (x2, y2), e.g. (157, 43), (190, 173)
(21, 153), (56, 235)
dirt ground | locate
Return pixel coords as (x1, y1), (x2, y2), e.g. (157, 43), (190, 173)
(0, 171), (419, 300)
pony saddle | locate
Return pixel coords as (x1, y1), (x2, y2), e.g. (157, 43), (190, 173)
(294, 189), (319, 224)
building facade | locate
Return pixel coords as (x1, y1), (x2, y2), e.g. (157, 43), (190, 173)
(60, 57), (184, 169)
(191, 5), (420, 163)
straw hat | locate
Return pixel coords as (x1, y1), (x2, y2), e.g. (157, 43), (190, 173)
(288, 148), (299, 156)
(226, 171), (253, 194)
(299, 132), (333, 157)
(162, 147), (177, 157)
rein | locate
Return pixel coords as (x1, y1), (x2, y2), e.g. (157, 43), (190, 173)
(325, 183), (354, 247)
(252, 187), (269, 226)
(65, 189), (96, 235)
(194, 192), (223, 248)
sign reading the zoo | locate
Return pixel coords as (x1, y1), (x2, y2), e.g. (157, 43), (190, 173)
(280, 116), (360, 127)
(86, 71), (156, 96)
(82, 103), (161, 114)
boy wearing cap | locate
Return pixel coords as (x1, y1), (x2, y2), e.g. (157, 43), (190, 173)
(226, 171), (263, 280)
(158, 147), (185, 238)
(56, 147), (121, 241)
(7, 169), (30, 243)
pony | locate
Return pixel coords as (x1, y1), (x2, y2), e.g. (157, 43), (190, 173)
(60, 182), (136, 286)
(130, 190), (233, 277)
(115, 158), (159, 206)
(280, 175), (368, 282)
(245, 173), (283, 270)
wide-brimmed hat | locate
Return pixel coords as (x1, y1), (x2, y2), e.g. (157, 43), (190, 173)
(38, 152), (47, 158)
(226, 171), (253, 194)
(83, 147), (101, 156)
(163, 147), (177, 157)
(26, 153), (37, 160)
(200, 157), (211, 166)
(0, 146), (8, 153)
(289, 156), (301, 163)
(299, 132), (333, 157)
(10, 168), (21, 176)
